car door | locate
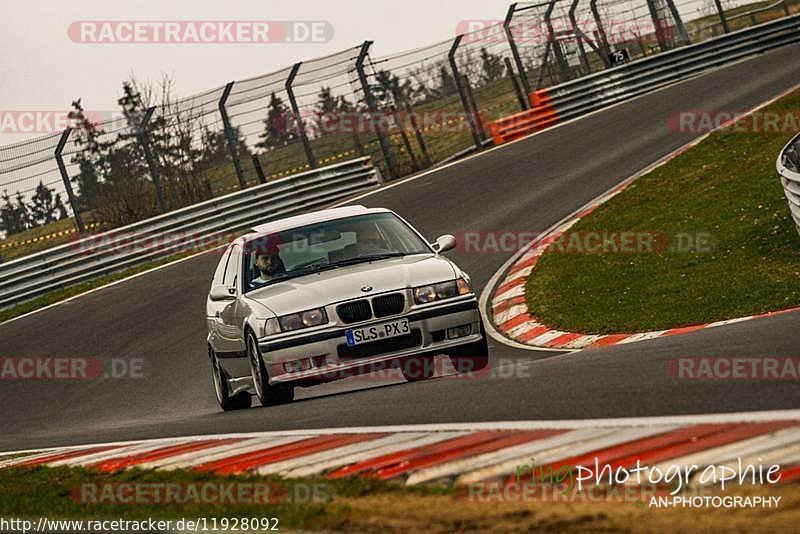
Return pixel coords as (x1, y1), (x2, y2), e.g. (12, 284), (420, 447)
(207, 246), (233, 350)
(216, 245), (245, 355)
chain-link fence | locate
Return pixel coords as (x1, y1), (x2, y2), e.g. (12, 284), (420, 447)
(1, 0), (797, 256)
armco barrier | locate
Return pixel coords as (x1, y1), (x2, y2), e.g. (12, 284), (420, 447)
(489, 15), (800, 145)
(0, 157), (380, 310)
(777, 132), (800, 235)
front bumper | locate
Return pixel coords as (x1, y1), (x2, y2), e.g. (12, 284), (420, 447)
(258, 298), (481, 385)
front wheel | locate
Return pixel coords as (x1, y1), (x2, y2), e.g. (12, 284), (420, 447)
(246, 333), (294, 407)
(210, 348), (251, 411)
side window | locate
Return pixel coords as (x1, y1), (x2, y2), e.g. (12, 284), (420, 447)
(213, 247), (232, 286)
(223, 248), (240, 288)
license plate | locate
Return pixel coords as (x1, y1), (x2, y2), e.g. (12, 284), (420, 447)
(345, 318), (410, 347)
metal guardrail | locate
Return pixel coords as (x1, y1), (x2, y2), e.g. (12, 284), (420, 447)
(540, 14), (800, 124)
(0, 157), (380, 310)
(777, 133), (800, 236)
(489, 14), (800, 144)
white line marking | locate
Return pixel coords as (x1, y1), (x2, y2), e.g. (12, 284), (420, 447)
(284, 432), (466, 478)
(150, 436), (309, 471)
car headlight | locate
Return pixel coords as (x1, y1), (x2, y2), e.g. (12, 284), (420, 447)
(413, 277), (472, 304)
(278, 308), (328, 332)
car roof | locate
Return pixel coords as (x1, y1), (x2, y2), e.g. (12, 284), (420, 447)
(246, 205), (391, 238)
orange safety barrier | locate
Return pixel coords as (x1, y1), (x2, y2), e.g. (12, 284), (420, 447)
(487, 88), (559, 145)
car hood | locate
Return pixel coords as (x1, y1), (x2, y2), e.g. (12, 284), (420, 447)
(244, 253), (457, 316)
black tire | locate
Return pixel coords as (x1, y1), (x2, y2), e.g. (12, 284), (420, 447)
(401, 354), (437, 382)
(210, 348), (252, 411)
(246, 332), (294, 407)
(448, 320), (490, 374)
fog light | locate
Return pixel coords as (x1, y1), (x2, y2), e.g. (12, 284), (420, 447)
(283, 359), (312, 373)
(447, 324), (472, 339)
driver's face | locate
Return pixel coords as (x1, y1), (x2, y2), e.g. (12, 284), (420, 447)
(255, 255), (274, 275)
(359, 226), (384, 249)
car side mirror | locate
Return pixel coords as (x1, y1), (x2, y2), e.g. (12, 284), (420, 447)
(209, 284), (236, 301)
(432, 234), (456, 254)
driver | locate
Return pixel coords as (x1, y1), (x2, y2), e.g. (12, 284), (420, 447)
(354, 224), (389, 255)
(253, 251), (285, 285)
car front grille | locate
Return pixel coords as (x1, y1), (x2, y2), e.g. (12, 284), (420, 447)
(337, 329), (422, 359)
(337, 300), (372, 324)
(372, 293), (405, 318)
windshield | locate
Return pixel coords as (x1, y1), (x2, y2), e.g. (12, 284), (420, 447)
(243, 212), (432, 292)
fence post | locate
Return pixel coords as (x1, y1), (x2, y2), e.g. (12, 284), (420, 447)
(286, 62), (317, 169)
(504, 3), (531, 101)
(251, 154), (267, 184)
(218, 82), (247, 190)
(646, 0), (671, 52)
(54, 127), (85, 233)
(355, 40), (398, 179)
(138, 106), (168, 213)
(536, 41), (553, 89)
(665, 0), (691, 45)
(545, 0), (571, 83)
(713, 0), (730, 33)
(590, 0), (612, 67)
(448, 35), (483, 149)
(569, 0), (592, 75)
(462, 75), (486, 139)
(505, 57), (528, 111)
(390, 105), (419, 172)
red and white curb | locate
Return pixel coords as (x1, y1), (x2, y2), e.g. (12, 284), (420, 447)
(487, 84), (800, 351)
(2, 411), (800, 487)
(490, 192), (800, 350)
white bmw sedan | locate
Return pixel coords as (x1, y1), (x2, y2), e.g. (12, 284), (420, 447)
(206, 205), (488, 410)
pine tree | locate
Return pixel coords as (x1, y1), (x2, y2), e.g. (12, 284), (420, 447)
(256, 93), (293, 150)
(68, 98), (103, 209)
(0, 191), (31, 236)
(29, 182), (64, 225)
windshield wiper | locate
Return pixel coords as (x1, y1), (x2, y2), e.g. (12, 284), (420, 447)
(328, 252), (405, 268)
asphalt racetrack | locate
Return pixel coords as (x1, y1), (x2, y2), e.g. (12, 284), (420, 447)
(2, 44), (799, 451)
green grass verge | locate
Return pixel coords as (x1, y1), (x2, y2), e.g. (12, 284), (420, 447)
(0, 466), (447, 529)
(524, 90), (800, 334)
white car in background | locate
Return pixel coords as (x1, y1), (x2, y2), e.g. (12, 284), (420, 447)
(206, 205), (488, 410)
